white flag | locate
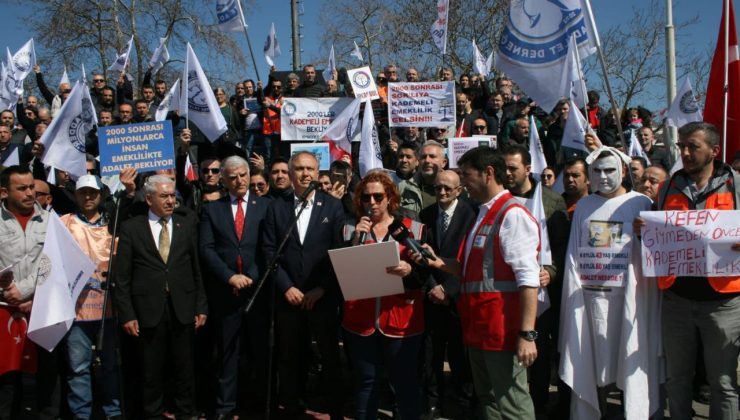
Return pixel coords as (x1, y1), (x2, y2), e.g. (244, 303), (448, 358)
(665, 76), (702, 128)
(39, 81), (95, 178)
(156, 78), (181, 122)
(320, 97), (361, 161)
(263, 23), (281, 67)
(431, 0), (449, 54)
(149, 37), (170, 74)
(561, 99), (591, 152)
(628, 129), (651, 165)
(669, 156), (683, 175)
(559, 33), (589, 110)
(80, 63), (88, 86)
(46, 167), (56, 185)
(1, 147), (19, 167)
(59, 66), (70, 87)
(0, 39), (36, 107)
(524, 182), (552, 316)
(27, 212), (96, 352)
(496, 0), (598, 112)
(108, 35), (134, 72)
(216, 0), (246, 32)
(351, 40), (364, 62)
(529, 114), (548, 175)
(323, 45), (336, 82)
(472, 39), (491, 77)
(181, 44), (227, 142)
(360, 101), (383, 177)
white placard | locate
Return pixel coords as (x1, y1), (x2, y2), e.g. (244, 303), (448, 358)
(387, 81), (456, 128)
(329, 241), (403, 300)
(447, 137), (496, 168)
(347, 66), (380, 101)
(280, 98), (360, 142)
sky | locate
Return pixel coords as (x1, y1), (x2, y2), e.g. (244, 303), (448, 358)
(0, 0), (732, 110)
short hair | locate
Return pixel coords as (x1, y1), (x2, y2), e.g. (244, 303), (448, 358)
(502, 144), (532, 166)
(242, 79), (255, 88)
(101, 86), (114, 95)
(155, 79), (166, 85)
(329, 159), (351, 175)
(134, 98), (148, 107)
(221, 155), (249, 175)
(421, 139), (445, 152)
(398, 141), (419, 153)
(119, 102), (133, 111)
(352, 171), (401, 219)
(99, 110), (113, 117)
(287, 73), (299, 81)
(141, 84), (154, 91)
(0, 165), (32, 188)
(303, 64), (315, 71)
(631, 156), (648, 170)
(457, 147), (506, 186)
(85, 153), (96, 163)
(678, 121), (720, 147)
(288, 151), (319, 171)
(270, 157), (289, 170)
(143, 174), (175, 196)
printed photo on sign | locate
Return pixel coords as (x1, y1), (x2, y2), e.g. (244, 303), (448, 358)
(290, 143), (331, 171)
(588, 221), (624, 248)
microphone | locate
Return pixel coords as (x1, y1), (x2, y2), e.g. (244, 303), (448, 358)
(388, 219), (436, 263)
(299, 180), (321, 202)
(356, 208), (373, 244)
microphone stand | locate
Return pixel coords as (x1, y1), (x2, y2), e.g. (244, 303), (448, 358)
(243, 190), (313, 420)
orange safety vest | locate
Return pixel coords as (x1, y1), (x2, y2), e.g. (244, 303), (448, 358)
(262, 95), (281, 135)
(656, 165), (740, 292)
(342, 218), (426, 337)
(457, 192), (540, 351)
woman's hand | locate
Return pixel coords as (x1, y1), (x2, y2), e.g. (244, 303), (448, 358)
(354, 216), (372, 243)
(386, 260), (412, 278)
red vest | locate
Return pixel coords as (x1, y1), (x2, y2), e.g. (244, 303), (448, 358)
(657, 170), (740, 292)
(342, 218), (425, 337)
(457, 192), (538, 351)
(262, 95), (281, 135)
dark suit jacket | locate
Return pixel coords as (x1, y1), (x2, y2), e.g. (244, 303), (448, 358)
(199, 194), (270, 314)
(262, 191), (346, 311)
(419, 199), (476, 299)
(114, 210), (207, 328)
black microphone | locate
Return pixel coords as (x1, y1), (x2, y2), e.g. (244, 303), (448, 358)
(388, 219), (436, 263)
(299, 180), (321, 202)
(356, 208), (373, 244)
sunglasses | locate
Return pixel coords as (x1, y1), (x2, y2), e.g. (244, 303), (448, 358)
(250, 182), (267, 189)
(434, 128), (447, 133)
(93, 79), (105, 83)
(202, 168), (220, 175)
(360, 193), (386, 203)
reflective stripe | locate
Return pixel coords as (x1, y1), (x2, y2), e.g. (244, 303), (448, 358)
(461, 278), (519, 294)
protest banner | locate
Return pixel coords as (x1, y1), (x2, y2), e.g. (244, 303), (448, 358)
(280, 98), (361, 142)
(98, 120), (175, 177)
(640, 210), (740, 277)
(347, 66), (379, 101)
(290, 143), (331, 170)
(447, 137), (496, 168)
(387, 81), (456, 128)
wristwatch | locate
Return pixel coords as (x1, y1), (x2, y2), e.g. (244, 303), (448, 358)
(519, 330), (538, 342)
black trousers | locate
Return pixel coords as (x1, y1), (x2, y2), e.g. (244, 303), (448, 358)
(137, 298), (196, 419)
(276, 308), (343, 418)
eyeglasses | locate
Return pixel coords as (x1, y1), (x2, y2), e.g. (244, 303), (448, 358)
(93, 79), (105, 83)
(360, 193), (386, 203)
(473, 125), (487, 131)
(202, 168), (220, 175)
(434, 185), (457, 192)
(434, 128), (447, 133)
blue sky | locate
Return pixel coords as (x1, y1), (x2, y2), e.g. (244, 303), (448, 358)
(0, 0), (732, 110)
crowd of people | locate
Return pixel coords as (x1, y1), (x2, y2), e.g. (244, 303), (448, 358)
(0, 58), (739, 420)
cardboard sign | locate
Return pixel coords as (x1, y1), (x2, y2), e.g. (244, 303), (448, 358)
(98, 120), (175, 176)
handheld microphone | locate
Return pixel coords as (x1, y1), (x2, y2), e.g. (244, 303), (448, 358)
(388, 219), (436, 263)
(299, 180), (321, 202)
(356, 208), (373, 244)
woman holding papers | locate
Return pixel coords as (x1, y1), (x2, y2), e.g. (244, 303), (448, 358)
(342, 171), (427, 420)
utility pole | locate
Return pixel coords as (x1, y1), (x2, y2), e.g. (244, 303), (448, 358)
(665, 0), (678, 155)
(291, 0), (301, 71)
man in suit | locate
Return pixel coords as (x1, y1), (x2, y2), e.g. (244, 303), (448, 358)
(115, 175), (207, 420)
(199, 156), (270, 419)
(419, 170), (476, 419)
(263, 151), (345, 419)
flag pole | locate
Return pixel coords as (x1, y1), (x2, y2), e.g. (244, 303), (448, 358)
(238, 0), (261, 83)
(723, 0), (730, 162)
(665, 0), (678, 160)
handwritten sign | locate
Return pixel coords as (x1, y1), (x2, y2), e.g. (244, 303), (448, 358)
(280, 98), (360, 142)
(387, 81), (456, 127)
(640, 210), (740, 277)
(98, 121), (175, 177)
(447, 137), (495, 168)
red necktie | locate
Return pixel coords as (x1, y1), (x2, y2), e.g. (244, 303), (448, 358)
(235, 198), (245, 273)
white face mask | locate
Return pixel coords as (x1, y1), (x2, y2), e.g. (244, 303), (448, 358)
(589, 155), (623, 195)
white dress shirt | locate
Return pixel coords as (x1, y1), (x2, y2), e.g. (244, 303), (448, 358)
(230, 192), (249, 219)
(294, 192), (315, 244)
(463, 190), (540, 288)
(438, 198), (458, 234)
(148, 210), (172, 250)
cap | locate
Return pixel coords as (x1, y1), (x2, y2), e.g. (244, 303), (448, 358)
(75, 174), (101, 191)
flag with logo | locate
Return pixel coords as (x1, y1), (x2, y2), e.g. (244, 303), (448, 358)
(0, 39), (36, 108)
(351, 40), (364, 62)
(431, 0), (449, 54)
(181, 44), (228, 142)
(264, 23), (281, 67)
(217, 0), (246, 32)
(496, 0), (599, 112)
(149, 37), (170, 74)
(360, 101), (383, 176)
(666, 76), (702, 128)
(323, 45), (336, 81)
(28, 212), (96, 352)
(559, 33), (589, 110)
(472, 39), (493, 77)
(155, 78), (181, 122)
(704, 0), (740, 161)
(561, 99), (591, 152)
(108, 35), (134, 72)
(529, 114), (548, 175)
(39, 82), (96, 178)
(320, 97), (361, 162)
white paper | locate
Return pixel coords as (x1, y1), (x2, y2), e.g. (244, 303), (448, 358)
(329, 241), (403, 300)
(447, 137), (496, 168)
